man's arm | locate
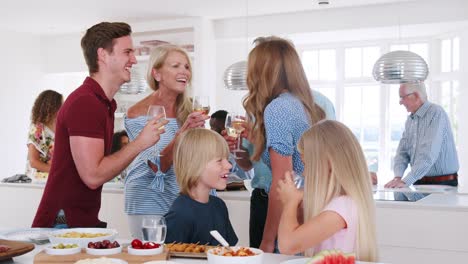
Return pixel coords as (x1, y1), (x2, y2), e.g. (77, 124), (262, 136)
(385, 119), (411, 188)
(71, 117), (167, 189)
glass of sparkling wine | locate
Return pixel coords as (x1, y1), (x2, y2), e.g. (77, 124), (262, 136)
(147, 105), (166, 157)
(193, 95), (211, 115)
(225, 112), (245, 159)
(142, 216), (167, 244)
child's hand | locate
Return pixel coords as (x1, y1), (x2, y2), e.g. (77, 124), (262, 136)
(277, 171), (303, 207)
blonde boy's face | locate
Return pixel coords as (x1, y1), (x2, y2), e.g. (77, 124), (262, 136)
(198, 157), (232, 191)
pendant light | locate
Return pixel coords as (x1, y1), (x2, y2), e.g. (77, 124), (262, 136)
(372, 1), (429, 84)
(372, 50), (429, 84)
(224, 0), (249, 90)
(224, 61), (247, 90)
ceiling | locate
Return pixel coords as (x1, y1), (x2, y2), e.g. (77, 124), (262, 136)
(0, 0), (414, 35)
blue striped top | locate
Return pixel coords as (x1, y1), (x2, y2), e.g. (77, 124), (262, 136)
(124, 116), (180, 215)
(394, 102), (459, 185)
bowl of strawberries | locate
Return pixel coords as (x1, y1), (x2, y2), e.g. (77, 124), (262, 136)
(127, 239), (163, 256)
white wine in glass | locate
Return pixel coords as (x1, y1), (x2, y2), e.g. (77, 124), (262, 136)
(225, 112), (246, 158)
(192, 95), (210, 115)
(147, 105), (166, 156)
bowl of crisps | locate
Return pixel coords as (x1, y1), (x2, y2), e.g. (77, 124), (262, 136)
(207, 246), (263, 264)
(48, 228), (118, 248)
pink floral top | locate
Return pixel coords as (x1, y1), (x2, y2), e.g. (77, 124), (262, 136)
(26, 123), (55, 179)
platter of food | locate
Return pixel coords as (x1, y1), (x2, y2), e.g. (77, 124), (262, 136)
(48, 228), (118, 248)
(166, 242), (214, 258)
(0, 228), (54, 243)
(206, 246), (263, 264)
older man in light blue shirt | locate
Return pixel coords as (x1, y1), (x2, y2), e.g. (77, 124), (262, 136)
(385, 82), (459, 188)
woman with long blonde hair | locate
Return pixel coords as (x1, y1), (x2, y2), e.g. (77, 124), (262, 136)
(277, 120), (378, 262)
(124, 44), (209, 239)
(242, 36), (332, 252)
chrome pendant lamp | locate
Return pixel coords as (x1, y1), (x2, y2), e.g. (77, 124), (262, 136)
(372, 50), (429, 84)
(224, 0), (249, 91)
(224, 61), (248, 90)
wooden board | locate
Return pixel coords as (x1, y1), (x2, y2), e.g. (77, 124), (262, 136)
(34, 247), (169, 264)
(0, 239), (35, 261)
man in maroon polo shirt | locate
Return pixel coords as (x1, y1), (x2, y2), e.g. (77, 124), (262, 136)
(32, 22), (168, 228)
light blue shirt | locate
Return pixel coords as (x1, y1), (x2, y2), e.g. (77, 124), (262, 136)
(124, 116), (180, 215)
(394, 101), (459, 185)
(251, 90), (336, 192)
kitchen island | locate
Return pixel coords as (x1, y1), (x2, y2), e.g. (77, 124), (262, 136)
(1, 182), (468, 264)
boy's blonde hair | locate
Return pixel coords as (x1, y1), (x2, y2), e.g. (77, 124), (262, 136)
(298, 120), (378, 262)
(174, 128), (230, 196)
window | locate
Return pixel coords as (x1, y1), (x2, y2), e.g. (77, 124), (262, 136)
(441, 37), (460, 72)
(345, 46), (380, 78)
(302, 49), (336, 81)
(342, 85), (380, 171)
(441, 81), (459, 142)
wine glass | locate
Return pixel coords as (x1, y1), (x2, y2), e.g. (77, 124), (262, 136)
(192, 95), (210, 115)
(225, 112), (246, 159)
(147, 105), (166, 157)
(142, 216), (167, 243)
(292, 171), (304, 189)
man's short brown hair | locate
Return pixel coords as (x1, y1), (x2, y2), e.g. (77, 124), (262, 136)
(81, 22), (132, 74)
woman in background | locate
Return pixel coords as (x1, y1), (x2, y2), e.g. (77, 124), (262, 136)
(124, 44), (208, 239)
(26, 90), (63, 180)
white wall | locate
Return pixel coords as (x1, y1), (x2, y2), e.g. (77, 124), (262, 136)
(0, 30), (43, 178)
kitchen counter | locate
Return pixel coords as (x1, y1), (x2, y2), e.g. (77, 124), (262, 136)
(0, 240), (383, 264)
(1, 182), (468, 264)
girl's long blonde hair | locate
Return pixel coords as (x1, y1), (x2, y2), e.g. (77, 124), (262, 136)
(146, 44), (193, 125)
(243, 36), (325, 161)
(298, 120), (378, 262)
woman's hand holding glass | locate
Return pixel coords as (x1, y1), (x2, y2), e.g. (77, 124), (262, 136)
(225, 112), (246, 158)
(179, 111), (210, 135)
(277, 171), (304, 207)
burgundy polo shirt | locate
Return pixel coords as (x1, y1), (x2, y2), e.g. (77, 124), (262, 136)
(32, 77), (116, 228)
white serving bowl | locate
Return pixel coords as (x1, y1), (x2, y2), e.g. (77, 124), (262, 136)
(207, 247), (264, 264)
(127, 245), (164, 256)
(48, 228), (118, 248)
(45, 244), (81, 255)
(86, 245), (122, 256)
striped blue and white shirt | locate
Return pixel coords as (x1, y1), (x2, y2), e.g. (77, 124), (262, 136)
(124, 116), (180, 215)
(394, 101), (459, 186)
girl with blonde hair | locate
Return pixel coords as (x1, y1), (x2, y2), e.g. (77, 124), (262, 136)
(165, 128), (238, 245)
(124, 44), (209, 239)
(277, 120), (378, 262)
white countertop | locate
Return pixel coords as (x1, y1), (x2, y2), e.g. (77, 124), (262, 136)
(2, 182), (467, 211)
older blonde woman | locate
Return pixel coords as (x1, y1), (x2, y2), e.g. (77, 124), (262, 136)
(124, 44), (209, 239)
